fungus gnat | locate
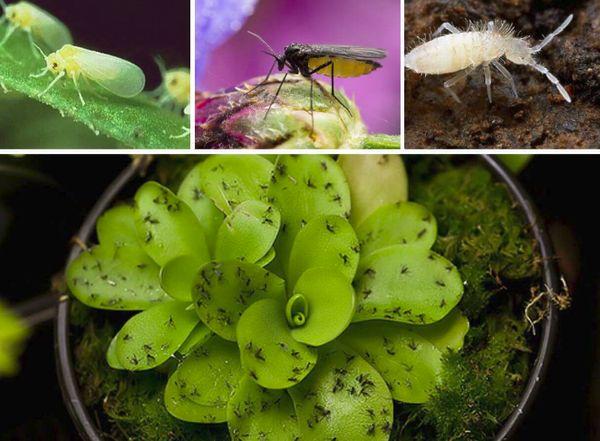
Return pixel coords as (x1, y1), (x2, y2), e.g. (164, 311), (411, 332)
(0, 0), (71, 56)
(247, 31), (386, 129)
(31, 44), (146, 105)
(405, 14), (574, 103)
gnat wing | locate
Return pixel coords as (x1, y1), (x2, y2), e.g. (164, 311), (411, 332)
(26, 2), (73, 50)
(307, 45), (387, 60)
(74, 48), (146, 98)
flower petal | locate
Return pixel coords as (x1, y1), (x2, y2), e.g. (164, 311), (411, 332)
(227, 375), (300, 441)
(236, 298), (317, 389)
(66, 245), (169, 310)
(290, 268), (355, 347)
(193, 261), (285, 341)
(215, 200), (281, 264)
(114, 301), (198, 371)
(288, 345), (394, 440)
(288, 215), (359, 289)
(353, 245), (463, 324)
(356, 202), (437, 258)
(134, 181), (210, 266)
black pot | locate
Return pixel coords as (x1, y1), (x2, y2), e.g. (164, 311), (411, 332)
(54, 155), (559, 441)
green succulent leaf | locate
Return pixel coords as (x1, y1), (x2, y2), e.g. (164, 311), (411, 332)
(268, 155), (351, 273)
(96, 204), (139, 250)
(0, 302), (29, 377)
(227, 375), (301, 441)
(165, 370), (228, 423)
(356, 202), (437, 258)
(255, 247), (276, 267)
(338, 155), (408, 226)
(191, 156), (273, 214)
(177, 323), (214, 356)
(66, 245), (169, 310)
(288, 345), (394, 441)
(215, 200), (281, 264)
(354, 245), (464, 324)
(236, 298), (317, 389)
(106, 334), (123, 370)
(172, 337), (242, 408)
(192, 261), (286, 341)
(342, 321), (443, 403)
(177, 169), (225, 254)
(407, 308), (470, 352)
(288, 215), (359, 289)
(114, 301), (198, 371)
(133, 181), (210, 266)
(289, 268), (355, 347)
(159, 255), (202, 302)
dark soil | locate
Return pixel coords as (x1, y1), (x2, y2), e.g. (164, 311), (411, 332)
(405, 0), (600, 149)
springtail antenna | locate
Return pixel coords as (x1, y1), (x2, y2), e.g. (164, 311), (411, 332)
(248, 31), (278, 58)
(32, 41), (46, 58)
(532, 14), (574, 53)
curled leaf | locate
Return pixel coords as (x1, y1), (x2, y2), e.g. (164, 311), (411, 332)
(66, 245), (169, 310)
(114, 301), (198, 371)
(192, 261), (285, 341)
(236, 298), (317, 389)
(354, 245), (463, 324)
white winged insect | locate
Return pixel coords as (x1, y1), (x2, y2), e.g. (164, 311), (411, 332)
(0, 0), (72, 56)
(405, 14), (574, 103)
(31, 44), (146, 105)
(152, 57), (190, 109)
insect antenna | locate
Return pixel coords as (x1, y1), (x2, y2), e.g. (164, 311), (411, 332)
(531, 14), (574, 53)
(247, 31), (279, 60)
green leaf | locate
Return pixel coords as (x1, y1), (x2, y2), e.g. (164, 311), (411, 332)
(288, 215), (359, 289)
(356, 202), (437, 258)
(192, 261), (285, 341)
(215, 200), (280, 264)
(96, 204), (138, 250)
(268, 155), (351, 273)
(360, 134), (402, 149)
(177, 323), (214, 357)
(407, 308), (470, 352)
(106, 334), (124, 370)
(0, 24), (189, 148)
(134, 182), (210, 266)
(114, 301), (198, 370)
(236, 298), (317, 389)
(172, 336), (242, 408)
(289, 268), (355, 347)
(354, 245), (464, 324)
(338, 155), (408, 226)
(0, 301), (29, 377)
(288, 345), (394, 441)
(177, 166), (225, 254)
(227, 375), (300, 441)
(498, 154), (532, 174)
(165, 370), (228, 423)
(160, 255), (203, 302)
(191, 156), (273, 214)
(342, 321), (443, 403)
(255, 247), (276, 267)
(66, 244), (169, 310)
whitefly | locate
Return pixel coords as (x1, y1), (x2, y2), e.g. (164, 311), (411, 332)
(405, 14), (574, 103)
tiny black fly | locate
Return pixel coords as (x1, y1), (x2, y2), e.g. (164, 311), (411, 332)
(247, 32), (386, 130)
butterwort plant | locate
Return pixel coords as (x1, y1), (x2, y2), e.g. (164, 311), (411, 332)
(66, 155), (469, 440)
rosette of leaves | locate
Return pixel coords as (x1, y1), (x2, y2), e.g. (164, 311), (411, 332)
(66, 154), (469, 441)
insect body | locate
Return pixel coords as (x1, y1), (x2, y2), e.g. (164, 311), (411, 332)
(405, 15), (573, 103)
(152, 58), (190, 109)
(32, 44), (146, 105)
(248, 32), (386, 128)
(0, 0), (71, 56)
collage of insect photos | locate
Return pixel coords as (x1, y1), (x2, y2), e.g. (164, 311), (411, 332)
(0, 1), (598, 441)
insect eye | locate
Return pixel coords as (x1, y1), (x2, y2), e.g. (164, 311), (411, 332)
(52, 62), (58, 68)
(170, 79), (178, 86)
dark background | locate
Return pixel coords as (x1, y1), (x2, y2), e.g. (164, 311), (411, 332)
(0, 155), (597, 440)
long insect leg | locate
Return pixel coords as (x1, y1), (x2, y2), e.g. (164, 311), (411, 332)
(245, 59), (277, 95)
(329, 62), (352, 116)
(491, 60), (518, 98)
(71, 74), (85, 106)
(310, 77), (314, 134)
(532, 14), (574, 53)
(0, 24), (17, 48)
(443, 66), (476, 103)
(432, 22), (461, 37)
(264, 71), (287, 119)
(38, 71), (65, 99)
(530, 62), (571, 103)
(25, 31), (43, 59)
(483, 64), (493, 103)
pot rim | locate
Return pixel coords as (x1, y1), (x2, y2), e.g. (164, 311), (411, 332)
(54, 155), (559, 441)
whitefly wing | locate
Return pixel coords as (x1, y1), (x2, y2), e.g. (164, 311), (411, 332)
(25, 2), (73, 50)
(307, 45), (387, 60)
(74, 48), (146, 98)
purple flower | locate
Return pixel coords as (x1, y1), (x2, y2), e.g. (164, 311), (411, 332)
(196, 0), (258, 86)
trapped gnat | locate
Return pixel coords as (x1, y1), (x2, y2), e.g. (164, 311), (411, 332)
(405, 14), (573, 103)
(32, 44), (146, 106)
(0, 0), (72, 56)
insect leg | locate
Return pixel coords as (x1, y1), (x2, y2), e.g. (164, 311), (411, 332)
(491, 60), (518, 98)
(25, 31), (42, 59)
(329, 62), (352, 116)
(71, 74), (85, 106)
(310, 77), (314, 134)
(530, 62), (571, 103)
(443, 66), (476, 103)
(38, 71), (65, 99)
(264, 71), (288, 119)
(245, 59), (277, 95)
(483, 64), (493, 103)
(0, 24), (17, 48)
(432, 22), (461, 37)
(532, 14), (574, 53)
